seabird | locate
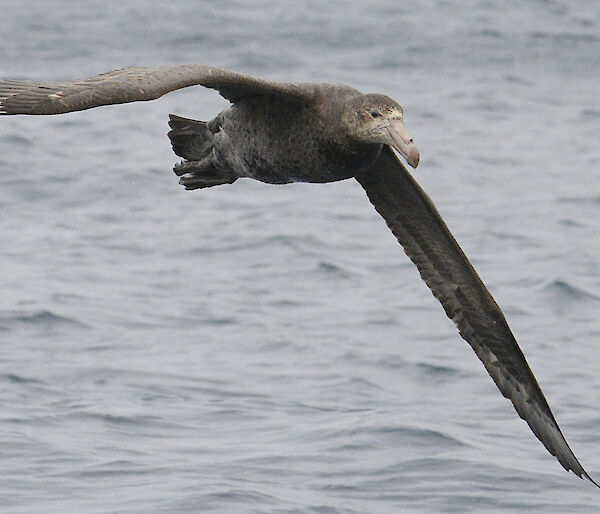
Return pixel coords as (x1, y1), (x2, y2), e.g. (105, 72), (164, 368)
(0, 64), (596, 486)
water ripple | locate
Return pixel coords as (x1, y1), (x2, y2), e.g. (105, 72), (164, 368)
(540, 279), (600, 303)
(0, 309), (87, 330)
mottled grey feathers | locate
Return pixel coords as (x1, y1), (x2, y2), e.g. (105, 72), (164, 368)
(0, 64), (596, 486)
(0, 64), (313, 115)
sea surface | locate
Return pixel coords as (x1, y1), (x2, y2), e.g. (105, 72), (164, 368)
(1, 1), (600, 512)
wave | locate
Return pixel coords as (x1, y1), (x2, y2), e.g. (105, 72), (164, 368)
(0, 309), (87, 331)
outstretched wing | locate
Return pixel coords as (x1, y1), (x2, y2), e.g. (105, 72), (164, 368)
(356, 146), (597, 485)
(0, 64), (312, 115)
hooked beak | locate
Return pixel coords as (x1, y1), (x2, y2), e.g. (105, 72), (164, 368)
(383, 118), (420, 168)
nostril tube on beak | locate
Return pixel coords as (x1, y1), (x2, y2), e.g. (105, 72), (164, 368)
(385, 119), (420, 169)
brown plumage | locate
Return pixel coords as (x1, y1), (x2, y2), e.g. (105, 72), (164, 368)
(0, 64), (596, 486)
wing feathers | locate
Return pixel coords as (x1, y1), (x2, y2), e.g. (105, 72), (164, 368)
(356, 146), (597, 485)
(0, 64), (311, 115)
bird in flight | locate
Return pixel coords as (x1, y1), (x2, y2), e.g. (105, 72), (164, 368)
(0, 64), (596, 486)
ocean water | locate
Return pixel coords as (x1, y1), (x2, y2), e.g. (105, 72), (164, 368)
(1, 0), (600, 512)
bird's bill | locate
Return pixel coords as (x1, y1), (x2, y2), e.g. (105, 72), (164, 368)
(385, 118), (420, 168)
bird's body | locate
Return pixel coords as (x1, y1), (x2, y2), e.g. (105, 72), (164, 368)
(171, 85), (386, 187)
(0, 64), (596, 486)
(188, 94), (363, 185)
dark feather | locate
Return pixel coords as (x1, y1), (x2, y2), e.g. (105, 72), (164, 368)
(356, 146), (597, 486)
(0, 65), (312, 115)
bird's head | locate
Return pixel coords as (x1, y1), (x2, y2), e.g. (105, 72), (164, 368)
(343, 94), (420, 168)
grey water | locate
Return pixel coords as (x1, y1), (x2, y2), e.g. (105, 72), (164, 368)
(1, 0), (600, 512)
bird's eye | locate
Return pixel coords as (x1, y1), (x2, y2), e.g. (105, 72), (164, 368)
(370, 110), (381, 118)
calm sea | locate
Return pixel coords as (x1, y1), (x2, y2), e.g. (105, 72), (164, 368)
(1, 1), (599, 512)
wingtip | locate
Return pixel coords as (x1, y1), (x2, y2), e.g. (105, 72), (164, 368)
(581, 470), (600, 488)
(567, 462), (599, 488)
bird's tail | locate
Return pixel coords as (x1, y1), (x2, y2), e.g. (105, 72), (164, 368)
(168, 114), (213, 160)
(168, 114), (237, 190)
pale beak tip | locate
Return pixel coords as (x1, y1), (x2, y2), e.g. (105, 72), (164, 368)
(385, 120), (420, 170)
(406, 147), (420, 169)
